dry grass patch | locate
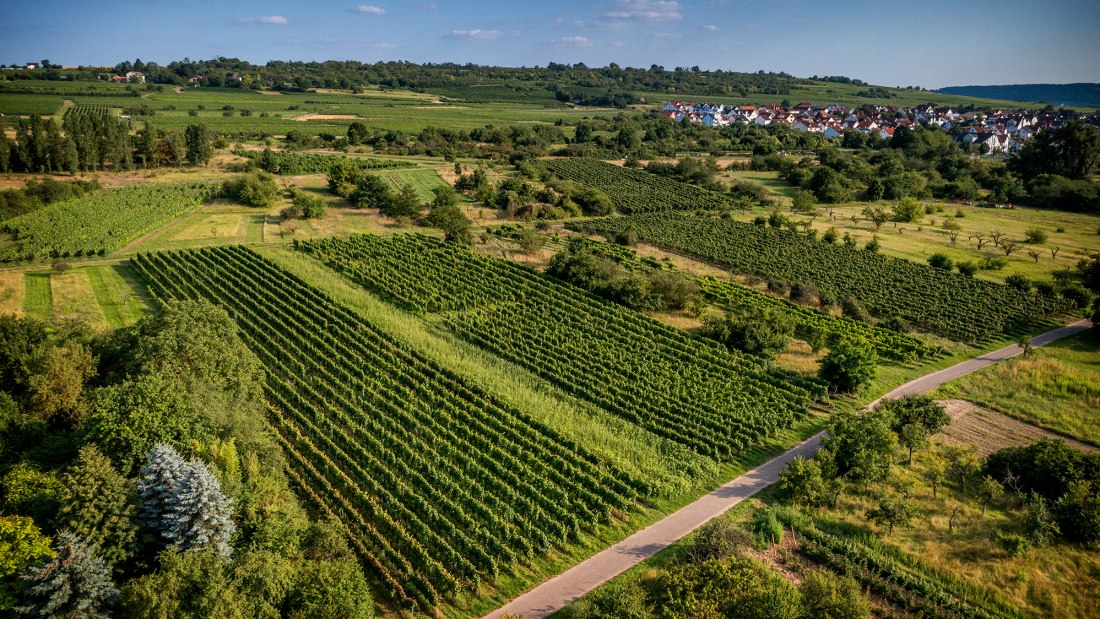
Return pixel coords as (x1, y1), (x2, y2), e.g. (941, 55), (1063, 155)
(50, 269), (109, 329)
(0, 270), (25, 315)
(936, 399), (1097, 457)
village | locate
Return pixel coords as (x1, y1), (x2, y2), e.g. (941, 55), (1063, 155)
(660, 99), (1091, 154)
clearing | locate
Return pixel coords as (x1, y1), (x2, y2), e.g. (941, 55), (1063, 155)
(936, 398), (1097, 456)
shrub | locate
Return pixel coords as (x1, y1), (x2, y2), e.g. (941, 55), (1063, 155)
(956, 261), (977, 277)
(927, 253), (953, 270)
(750, 508), (784, 548)
(222, 173), (280, 208)
(1024, 228), (1049, 244)
(799, 568), (870, 619)
(1004, 274), (1031, 291)
(998, 532), (1032, 558)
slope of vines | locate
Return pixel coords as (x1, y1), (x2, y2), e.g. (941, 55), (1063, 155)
(131, 245), (639, 615)
(546, 158), (727, 213)
(232, 149), (414, 175)
(1, 182), (217, 261)
(570, 213), (1064, 342)
(562, 235), (937, 361)
(298, 233), (824, 459)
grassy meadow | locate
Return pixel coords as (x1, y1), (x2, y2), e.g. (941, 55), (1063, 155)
(935, 332), (1100, 446)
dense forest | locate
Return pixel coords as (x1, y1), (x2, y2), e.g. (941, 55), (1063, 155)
(3, 58), (803, 103)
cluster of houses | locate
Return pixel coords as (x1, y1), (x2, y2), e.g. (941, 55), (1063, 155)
(109, 71), (146, 84)
(659, 100), (1083, 154)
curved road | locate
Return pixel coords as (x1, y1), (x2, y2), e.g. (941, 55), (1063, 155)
(485, 319), (1093, 619)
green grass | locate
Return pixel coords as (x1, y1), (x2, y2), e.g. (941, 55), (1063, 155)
(85, 263), (152, 328)
(372, 168), (453, 202)
(22, 271), (52, 320)
(935, 331), (1100, 446)
(50, 269), (109, 329)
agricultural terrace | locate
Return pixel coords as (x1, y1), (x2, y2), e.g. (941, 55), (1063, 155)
(546, 158), (727, 213)
(298, 233), (825, 459)
(132, 244), (640, 614)
(0, 182), (218, 261)
(571, 213), (1066, 342)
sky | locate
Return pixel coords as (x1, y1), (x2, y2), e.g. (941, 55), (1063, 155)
(1, 0), (1098, 89)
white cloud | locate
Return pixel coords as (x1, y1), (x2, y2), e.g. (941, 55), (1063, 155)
(449, 29), (506, 40)
(703, 24), (719, 31)
(605, 0), (683, 21)
(553, 35), (592, 47)
(239, 15), (288, 25)
(653, 31), (683, 39)
(353, 5), (385, 14)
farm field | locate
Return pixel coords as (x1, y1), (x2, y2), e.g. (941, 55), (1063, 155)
(547, 158), (727, 213)
(372, 168), (457, 202)
(5, 262), (150, 328)
(572, 212), (1066, 342)
(0, 182), (219, 261)
(299, 233), (826, 460)
(724, 169), (1100, 284)
(934, 332), (1100, 446)
(132, 244), (646, 614)
(0, 80), (624, 134)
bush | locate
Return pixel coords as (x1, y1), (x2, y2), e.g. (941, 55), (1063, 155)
(839, 296), (871, 322)
(1024, 228), (1049, 244)
(750, 507), (784, 548)
(799, 568), (870, 619)
(292, 190), (327, 219)
(222, 173), (280, 208)
(689, 518), (748, 563)
(927, 253), (953, 270)
(956, 261), (977, 277)
(1004, 274), (1031, 291)
(998, 532), (1032, 558)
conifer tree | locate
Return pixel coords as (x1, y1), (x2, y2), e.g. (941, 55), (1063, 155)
(135, 443), (187, 541)
(55, 446), (138, 567)
(166, 458), (235, 557)
(18, 532), (119, 618)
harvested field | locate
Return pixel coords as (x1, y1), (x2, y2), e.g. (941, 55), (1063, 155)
(935, 399), (1097, 456)
(292, 113), (360, 121)
(0, 270), (24, 315)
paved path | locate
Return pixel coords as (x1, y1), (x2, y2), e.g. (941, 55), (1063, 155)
(485, 319), (1093, 619)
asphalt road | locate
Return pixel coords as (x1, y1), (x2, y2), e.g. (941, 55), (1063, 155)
(484, 319), (1093, 619)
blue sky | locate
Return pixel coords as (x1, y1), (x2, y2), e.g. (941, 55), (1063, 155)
(1, 0), (1098, 88)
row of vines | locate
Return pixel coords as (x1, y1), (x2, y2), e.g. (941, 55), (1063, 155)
(131, 245), (640, 615)
(1, 182), (218, 262)
(232, 149), (414, 175)
(298, 233), (825, 459)
(565, 234), (937, 361)
(570, 213), (1065, 342)
(546, 158), (728, 213)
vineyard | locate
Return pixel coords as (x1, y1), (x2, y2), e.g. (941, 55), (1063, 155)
(298, 233), (825, 459)
(546, 158), (728, 213)
(131, 245), (640, 614)
(375, 169), (455, 202)
(570, 213), (1065, 342)
(562, 235), (937, 362)
(232, 149), (414, 175)
(776, 510), (1025, 619)
(0, 182), (218, 262)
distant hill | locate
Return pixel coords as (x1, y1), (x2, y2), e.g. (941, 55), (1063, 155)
(935, 83), (1100, 108)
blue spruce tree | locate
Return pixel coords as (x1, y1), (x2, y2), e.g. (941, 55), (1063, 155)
(18, 531), (119, 618)
(135, 443), (187, 541)
(166, 458), (235, 557)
